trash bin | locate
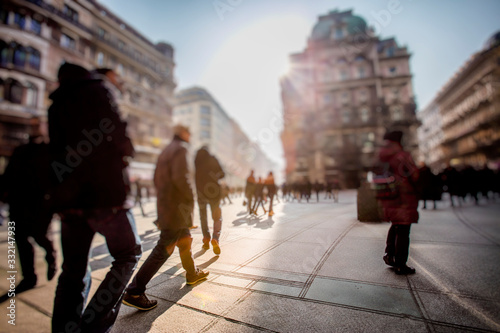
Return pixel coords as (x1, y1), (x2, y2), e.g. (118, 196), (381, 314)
(357, 182), (384, 222)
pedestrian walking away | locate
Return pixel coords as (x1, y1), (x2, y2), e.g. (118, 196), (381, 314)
(378, 130), (419, 276)
(195, 145), (225, 255)
(122, 125), (209, 312)
(48, 63), (141, 333)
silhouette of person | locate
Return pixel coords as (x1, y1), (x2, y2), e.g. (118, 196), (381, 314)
(244, 170), (256, 213)
(122, 125), (209, 311)
(378, 130), (419, 275)
(264, 172), (276, 217)
(0, 117), (56, 294)
(195, 145), (224, 254)
(48, 62), (141, 332)
(252, 177), (267, 215)
(134, 178), (147, 217)
(417, 162), (441, 209)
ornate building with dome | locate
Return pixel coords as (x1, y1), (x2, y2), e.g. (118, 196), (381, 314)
(280, 9), (419, 188)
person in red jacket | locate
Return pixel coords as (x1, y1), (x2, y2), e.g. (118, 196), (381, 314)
(378, 130), (419, 275)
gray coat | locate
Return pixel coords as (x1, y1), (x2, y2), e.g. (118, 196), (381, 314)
(154, 137), (194, 230)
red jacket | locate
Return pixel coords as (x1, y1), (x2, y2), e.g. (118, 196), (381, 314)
(378, 141), (419, 224)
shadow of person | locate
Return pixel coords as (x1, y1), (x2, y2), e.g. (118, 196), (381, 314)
(254, 217), (274, 230)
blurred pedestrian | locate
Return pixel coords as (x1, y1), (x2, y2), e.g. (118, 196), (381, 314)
(244, 170), (256, 213)
(122, 125), (209, 311)
(195, 145), (224, 255)
(48, 63), (141, 333)
(378, 130), (419, 275)
(417, 163), (441, 209)
(0, 117), (56, 293)
(252, 177), (267, 215)
(134, 178), (147, 217)
(331, 178), (340, 203)
(264, 171), (276, 217)
(440, 164), (463, 207)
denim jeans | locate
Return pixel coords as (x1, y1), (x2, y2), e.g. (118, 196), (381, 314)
(52, 209), (141, 333)
(198, 198), (222, 243)
(127, 228), (196, 295)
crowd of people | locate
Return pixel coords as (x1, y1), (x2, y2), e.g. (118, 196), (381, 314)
(0, 62), (499, 332)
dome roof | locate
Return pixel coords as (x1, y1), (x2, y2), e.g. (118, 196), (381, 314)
(310, 10), (368, 41)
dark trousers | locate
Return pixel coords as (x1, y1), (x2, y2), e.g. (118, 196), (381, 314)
(127, 228), (196, 295)
(15, 215), (56, 283)
(52, 209), (141, 333)
(198, 198), (222, 243)
(385, 224), (411, 267)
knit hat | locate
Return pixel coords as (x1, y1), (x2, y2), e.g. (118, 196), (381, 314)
(383, 130), (403, 143)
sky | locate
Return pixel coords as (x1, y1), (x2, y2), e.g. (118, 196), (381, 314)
(98, 0), (500, 171)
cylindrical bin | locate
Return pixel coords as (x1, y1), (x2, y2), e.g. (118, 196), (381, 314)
(357, 182), (384, 222)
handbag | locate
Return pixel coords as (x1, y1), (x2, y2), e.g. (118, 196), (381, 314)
(371, 174), (399, 200)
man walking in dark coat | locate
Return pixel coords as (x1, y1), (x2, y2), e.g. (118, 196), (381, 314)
(195, 145), (225, 254)
(122, 125), (209, 311)
(48, 63), (141, 333)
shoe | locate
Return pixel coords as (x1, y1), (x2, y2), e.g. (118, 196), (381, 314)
(395, 265), (416, 275)
(16, 279), (36, 293)
(186, 269), (209, 285)
(189, 225), (198, 229)
(122, 292), (158, 310)
(47, 262), (57, 281)
(383, 254), (395, 267)
(211, 239), (221, 255)
(202, 242), (210, 250)
(268, 210), (274, 217)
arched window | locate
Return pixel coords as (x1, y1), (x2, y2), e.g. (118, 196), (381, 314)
(14, 13), (26, 29)
(5, 79), (24, 104)
(25, 82), (38, 107)
(13, 43), (26, 68)
(26, 47), (41, 70)
(354, 55), (366, 62)
(0, 40), (10, 66)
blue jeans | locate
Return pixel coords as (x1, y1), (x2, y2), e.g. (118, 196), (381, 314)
(127, 228), (196, 295)
(52, 209), (141, 333)
(198, 198), (222, 243)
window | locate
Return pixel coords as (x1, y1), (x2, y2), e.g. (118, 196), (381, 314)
(0, 41), (10, 66)
(200, 117), (211, 126)
(358, 67), (366, 78)
(340, 70), (349, 81)
(97, 27), (107, 39)
(26, 47), (41, 70)
(386, 46), (395, 57)
(322, 93), (332, 106)
(334, 27), (343, 39)
(25, 82), (37, 107)
(342, 109), (351, 124)
(392, 88), (399, 100)
(341, 91), (350, 105)
(389, 66), (397, 75)
(360, 107), (370, 122)
(14, 13), (26, 29)
(354, 55), (365, 62)
(200, 130), (210, 139)
(118, 39), (125, 50)
(30, 18), (41, 35)
(61, 34), (76, 50)
(63, 5), (79, 22)
(200, 106), (211, 115)
(6, 79), (23, 104)
(13, 44), (26, 68)
(97, 52), (104, 66)
(0, 78), (4, 100)
(391, 106), (403, 121)
(359, 90), (368, 103)
(0, 9), (9, 24)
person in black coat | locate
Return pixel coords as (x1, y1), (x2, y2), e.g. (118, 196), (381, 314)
(195, 145), (225, 254)
(49, 63), (141, 333)
(123, 125), (209, 311)
(417, 163), (442, 209)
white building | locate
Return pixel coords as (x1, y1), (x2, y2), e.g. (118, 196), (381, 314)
(417, 102), (445, 171)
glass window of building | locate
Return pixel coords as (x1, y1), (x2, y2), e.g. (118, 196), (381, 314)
(13, 44), (26, 68)
(201, 130), (210, 139)
(342, 109), (351, 124)
(97, 27), (107, 39)
(118, 39), (125, 50)
(391, 105), (403, 121)
(14, 13), (25, 29)
(6, 79), (23, 104)
(97, 52), (104, 66)
(341, 91), (350, 105)
(358, 67), (366, 78)
(386, 46), (395, 57)
(0, 9), (8, 24)
(389, 66), (397, 75)
(200, 117), (211, 126)
(0, 78), (4, 100)
(61, 34), (76, 50)
(360, 107), (370, 122)
(30, 18), (41, 35)
(359, 90), (368, 103)
(340, 70), (349, 81)
(334, 27), (343, 40)
(26, 47), (41, 71)
(63, 5), (79, 22)
(1, 41), (11, 66)
(25, 82), (37, 107)
(200, 105), (211, 115)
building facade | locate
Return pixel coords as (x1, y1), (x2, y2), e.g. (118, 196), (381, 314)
(0, 0), (176, 180)
(417, 101), (445, 171)
(428, 32), (500, 170)
(174, 86), (277, 187)
(280, 10), (419, 188)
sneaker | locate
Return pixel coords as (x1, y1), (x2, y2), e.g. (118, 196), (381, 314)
(186, 269), (209, 285)
(202, 242), (210, 250)
(211, 239), (221, 255)
(395, 265), (416, 275)
(189, 225), (198, 229)
(268, 210), (274, 217)
(122, 292), (158, 310)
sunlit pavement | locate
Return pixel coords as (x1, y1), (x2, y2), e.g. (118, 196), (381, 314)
(1, 191), (500, 332)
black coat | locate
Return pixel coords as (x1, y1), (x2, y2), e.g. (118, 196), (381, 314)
(154, 137), (194, 230)
(48, 63), (134, 211)
(194, 147), (225, 201)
